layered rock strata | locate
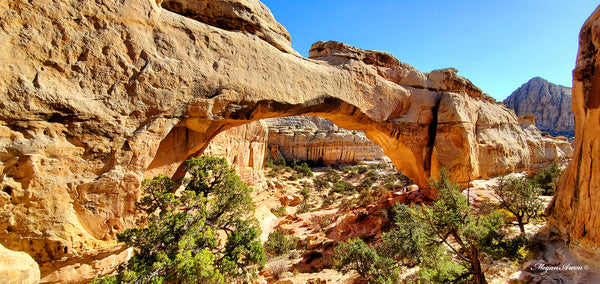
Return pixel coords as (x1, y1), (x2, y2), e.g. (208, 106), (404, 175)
(549, 5), (600, 270)
(504, 77), (574, 137)
(265, 116), (390, 164)
(0, 0), (575, 280)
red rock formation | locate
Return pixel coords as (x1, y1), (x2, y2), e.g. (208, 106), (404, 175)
(549, 5), (600, 270)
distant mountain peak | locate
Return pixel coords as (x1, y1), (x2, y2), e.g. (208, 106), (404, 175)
(503, 77), (574, 137)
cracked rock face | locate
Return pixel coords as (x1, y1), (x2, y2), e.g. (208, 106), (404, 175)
(549, 5), (600, 271)
(504, 77), (574, 137)
(0, 0), (574, 281)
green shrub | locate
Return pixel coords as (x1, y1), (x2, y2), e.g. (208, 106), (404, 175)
(266, 156), (287, 168)
(321, 195), (336, 208)
(361, 178), (374, 190)
(319, 215), (332, 228)
(382, 175), (397, 191)
(367, 169), (379, 180)
(324, 167), (341, 183)
(294, 162), (313, 178)
(267, 169), (279, 178)
(297, 201), (313, 214)
(288, 172), (300, 181)
(357, 165), (368, 174)
(300, 187), (311, 199)
(271, 206), (287, 217)
(342, 165), (354, 173)
(397, 173), (412, 187)
(333, 238), (399, 283)
(332, 180), (355, 194)
(313, 178), (330, 190)
(359, 190), (377, 207)
(264, 230), (299, 256)
(532, 164), (561, 195)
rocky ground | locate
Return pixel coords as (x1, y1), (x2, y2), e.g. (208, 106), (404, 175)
(252, 165), (598, 284)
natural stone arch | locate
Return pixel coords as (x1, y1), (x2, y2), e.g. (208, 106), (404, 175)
(145, 96), (435, 187)
(1, 1), (571, 278)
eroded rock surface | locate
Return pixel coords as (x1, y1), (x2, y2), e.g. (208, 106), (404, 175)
(265, 116), (390, 164)
(549, 5), (600, 271)
(203, 120), (268, 185)
(504, 77), (574, 137)
(160, 0), (298, 55)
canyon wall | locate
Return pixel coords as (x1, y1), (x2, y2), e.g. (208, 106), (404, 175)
(0, 0), (575, 280)
(432, 93), (572, 183)
(549, 5), (600, 270)
(203, 120), (268, 186)
(504, 77), (574, 137)
(265, 116), (390, 164)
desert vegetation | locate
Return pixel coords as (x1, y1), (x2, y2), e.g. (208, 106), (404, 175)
(92, 156), (266, 284)
(93, 157), (563, 283)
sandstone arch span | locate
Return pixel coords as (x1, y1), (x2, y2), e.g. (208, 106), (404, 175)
(145, 97), (435, 188)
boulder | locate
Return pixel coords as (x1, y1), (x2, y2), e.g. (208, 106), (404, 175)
(279, 193), (303, 207)
(0, 244), (40, 284)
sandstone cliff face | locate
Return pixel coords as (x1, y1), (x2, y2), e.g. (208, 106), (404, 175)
(265, 116), (390, 164)
(518, 115), (573, 171)
(203, 120), (267, 185)
(549, 5), (600, 270)
(0, 0), (574, 279)
(504, 77), (574, 137)
(431, 91), (572, 183)
(264, 116), (340, 131)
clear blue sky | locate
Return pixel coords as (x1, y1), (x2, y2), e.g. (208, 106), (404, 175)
(261, 0), (599, 101)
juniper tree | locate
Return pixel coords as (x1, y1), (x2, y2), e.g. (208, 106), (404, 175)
(93, 156), (265, 284)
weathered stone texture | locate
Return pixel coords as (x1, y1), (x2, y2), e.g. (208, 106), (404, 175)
(0, 243), (40, 284)
(549, 5), (600, 271)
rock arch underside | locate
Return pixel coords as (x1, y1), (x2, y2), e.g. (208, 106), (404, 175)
(0, 0), (587, 281)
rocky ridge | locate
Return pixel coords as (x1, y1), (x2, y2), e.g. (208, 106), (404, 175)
(0, 0), (577, 281)
(503, 77), (574, 137)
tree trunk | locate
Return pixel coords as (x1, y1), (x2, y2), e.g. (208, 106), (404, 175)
(516, 215), (526, 234)
(469, 245), (488, 284)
